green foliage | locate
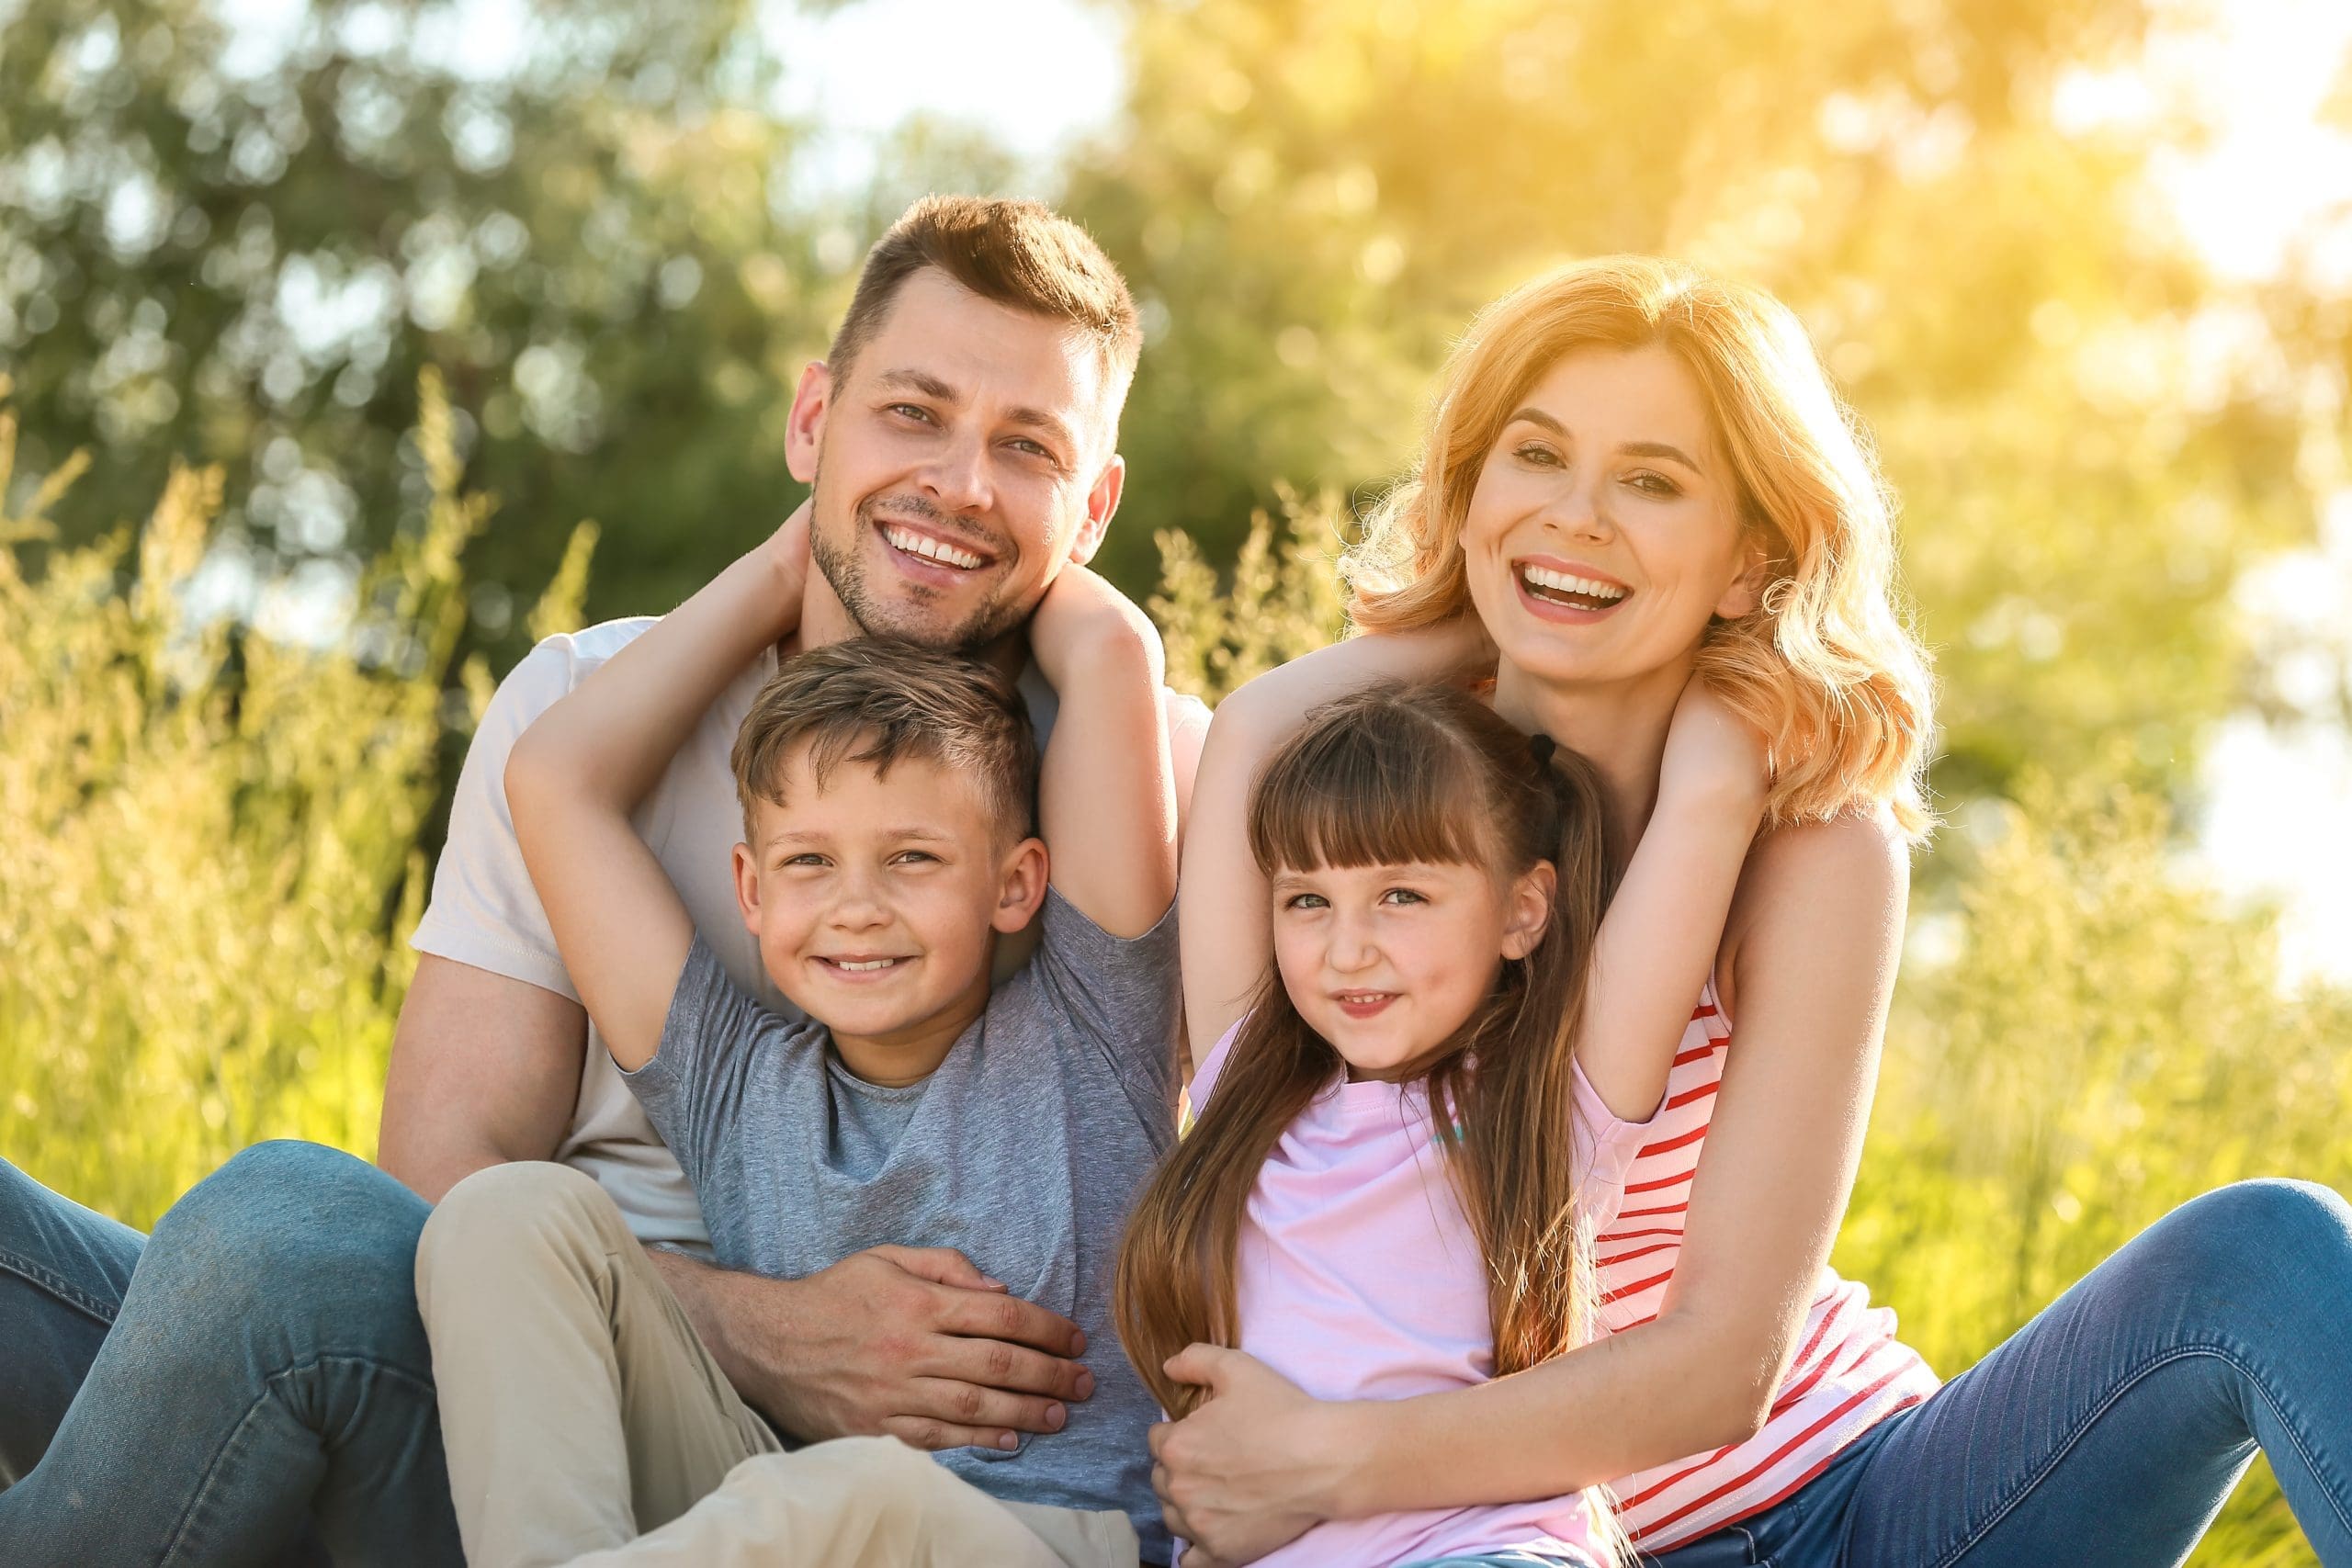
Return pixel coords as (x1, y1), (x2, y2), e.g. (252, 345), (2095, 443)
(1151, 483), (1351, 704)
(1844, 762), (2349, 1566)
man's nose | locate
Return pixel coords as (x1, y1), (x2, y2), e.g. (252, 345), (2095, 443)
(918, 426), (991, 515)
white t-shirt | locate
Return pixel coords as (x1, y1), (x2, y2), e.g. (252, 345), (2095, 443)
(409, 615), (1213, 1250)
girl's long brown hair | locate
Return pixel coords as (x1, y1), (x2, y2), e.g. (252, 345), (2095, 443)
(1115, 682), (1616, 1416)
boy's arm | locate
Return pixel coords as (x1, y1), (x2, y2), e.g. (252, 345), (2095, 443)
(1176, 620), (1495, 1073)
(1575, 680), (1770, 1121)
(1025, 564), (1178, 940)
(504, 516), (807, 1071)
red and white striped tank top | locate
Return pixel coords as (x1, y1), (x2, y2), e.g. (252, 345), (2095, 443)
(1596, 980), (1939, 1551)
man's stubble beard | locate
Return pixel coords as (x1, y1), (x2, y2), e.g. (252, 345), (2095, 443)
(808, 475), (1034, 658)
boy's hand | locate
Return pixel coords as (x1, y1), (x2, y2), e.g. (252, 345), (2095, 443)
(1027, 561), (1159, 685)
(666, 1245), (1096, 1453)
(763, 497), (813, 616)
(1659, 678), (1771, 818)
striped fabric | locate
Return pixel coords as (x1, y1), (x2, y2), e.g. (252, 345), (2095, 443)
(1597, 982), (1939, 1551)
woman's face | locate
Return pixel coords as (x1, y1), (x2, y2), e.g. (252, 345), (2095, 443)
(1458, 342), (1761, 691)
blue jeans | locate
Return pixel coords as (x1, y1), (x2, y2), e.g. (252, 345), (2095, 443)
(0, 1142), (462, 1567)
(1651, 1179), (2352, 1567)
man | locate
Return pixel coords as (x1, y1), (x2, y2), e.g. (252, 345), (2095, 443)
(0, 195), (1207, 1567)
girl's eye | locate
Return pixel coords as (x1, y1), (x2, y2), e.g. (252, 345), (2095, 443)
(1380, 887), (1428, 906)
(1283, 892), (1329, 910)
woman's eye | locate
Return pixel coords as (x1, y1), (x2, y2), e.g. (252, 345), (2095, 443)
(1626, 470), (1681, 497)
(1515, 443), (1563, 468)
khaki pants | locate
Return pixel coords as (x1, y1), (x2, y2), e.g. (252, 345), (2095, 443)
(416, 1161), (1139, 1568)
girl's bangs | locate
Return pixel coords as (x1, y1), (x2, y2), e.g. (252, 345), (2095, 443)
(1248, 709), (1489, 873)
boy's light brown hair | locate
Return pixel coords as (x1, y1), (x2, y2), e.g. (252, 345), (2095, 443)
(829, 195), (1143, 400)
(729, 639), (1038, 846)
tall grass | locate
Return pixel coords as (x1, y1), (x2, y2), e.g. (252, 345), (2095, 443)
(1, 411), (2341, 1562)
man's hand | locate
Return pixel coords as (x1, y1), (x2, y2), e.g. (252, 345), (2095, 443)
(651, 1243), (1096, 1453)
(1149, 1345), (1350, 1568)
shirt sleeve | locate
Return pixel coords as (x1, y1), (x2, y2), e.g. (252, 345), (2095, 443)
(1024, 886), (1182, 1128)
(620, 933), (781, 1194)
(408, 634), (589, 998)
(1570, 1058), (1666, 1227)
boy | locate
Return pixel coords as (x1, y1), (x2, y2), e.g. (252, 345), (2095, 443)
(413, 509), (1180, 1568)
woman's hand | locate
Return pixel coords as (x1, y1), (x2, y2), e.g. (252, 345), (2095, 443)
(1658, 677), (1771, 817)
(1149, 1346), (1357, 1567)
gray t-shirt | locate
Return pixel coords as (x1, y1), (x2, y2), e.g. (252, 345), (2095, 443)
(626, 887), (1179, 1561)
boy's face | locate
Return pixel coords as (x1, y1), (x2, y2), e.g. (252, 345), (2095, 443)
(731, 744), (1045, 1066)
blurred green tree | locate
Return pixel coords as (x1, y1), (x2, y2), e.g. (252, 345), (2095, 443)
(1060, 0), (2340, 812)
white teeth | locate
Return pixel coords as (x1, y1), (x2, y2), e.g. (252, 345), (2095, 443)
(1520, 564), (1627, 601)
(883, 525), (984, 570)
(831, 958), (901, 973)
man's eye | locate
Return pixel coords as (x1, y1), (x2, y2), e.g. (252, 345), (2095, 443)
(1008, 437), (1052, 459)
(888, 403), (934, 423)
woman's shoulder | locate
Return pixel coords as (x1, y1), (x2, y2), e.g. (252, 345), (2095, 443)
(1717, 806), (1911, 1018)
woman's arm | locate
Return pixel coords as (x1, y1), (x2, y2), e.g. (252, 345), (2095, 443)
(1177, 621), (1493, 1067)
(1154, 811), (1907, 1561)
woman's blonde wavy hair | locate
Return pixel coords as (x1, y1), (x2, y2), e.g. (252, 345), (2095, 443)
(1346, 256), (1936, 838)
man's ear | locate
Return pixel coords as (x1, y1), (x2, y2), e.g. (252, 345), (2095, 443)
(1499, 860), (1557, 961)
(786, 360), (831, 485)
(1068, 454), (1125, 568)
(1714, 536), (1774, 620)
(991, 836), (1051, 934)
(732, 840), (764, 936)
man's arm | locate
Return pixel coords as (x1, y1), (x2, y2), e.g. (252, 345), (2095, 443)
(378, 956), (583, 1201)
(1026, 564), (1179, 937)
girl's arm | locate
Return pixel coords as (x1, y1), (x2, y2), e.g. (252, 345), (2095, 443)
(503, 510), (807, 1072)
(1155, 811), (1907, 1562)
(1177, 621), (1492, 1069)
(1575, 681), (1770, 1121)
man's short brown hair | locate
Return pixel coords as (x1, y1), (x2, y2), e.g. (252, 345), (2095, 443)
(828, 196), (1142, 399)
(730, 639), (1039, 844)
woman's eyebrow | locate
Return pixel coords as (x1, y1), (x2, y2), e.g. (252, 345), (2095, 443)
(1507, 406), (1566, 434)
(1620, 439), (1704, 474)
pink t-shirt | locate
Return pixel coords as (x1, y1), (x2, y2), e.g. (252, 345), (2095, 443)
(1186, 1024), (1655, 1568)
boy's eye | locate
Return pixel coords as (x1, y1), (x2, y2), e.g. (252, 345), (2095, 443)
(892, 850), (939, 865)
(781, 852), (828, 868)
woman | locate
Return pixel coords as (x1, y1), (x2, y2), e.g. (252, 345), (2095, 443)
(1154, 256), (2352, 1567)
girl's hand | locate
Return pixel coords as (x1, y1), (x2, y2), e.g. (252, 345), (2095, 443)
(1149, 1346), (1353, 1566)
(1658, 677), (1771, 817)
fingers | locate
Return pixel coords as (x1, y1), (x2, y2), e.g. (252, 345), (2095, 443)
(873, 1245), (1005, 1292)
(918, 1329), (1095, 1404)
(879, 1413), (1017, 1453)
(933, 1279), (1087, 1356)
(1162, 1340), (1228, 1388)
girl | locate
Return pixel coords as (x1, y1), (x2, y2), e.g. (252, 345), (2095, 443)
(1117, 674), (1770, 1568)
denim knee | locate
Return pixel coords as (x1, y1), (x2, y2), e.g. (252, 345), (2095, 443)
(135, 1140), (434, 1365)
(2139, 1179), (2352, 1327)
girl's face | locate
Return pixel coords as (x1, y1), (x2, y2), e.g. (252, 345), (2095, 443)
(1271, 856), (1554, 1082)
(1458, 342), (1762, 693)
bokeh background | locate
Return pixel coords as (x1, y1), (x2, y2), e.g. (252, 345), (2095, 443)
(6, 0), (2352, 1559)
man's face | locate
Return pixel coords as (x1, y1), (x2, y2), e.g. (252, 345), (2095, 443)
(786, 268), (1127, 654)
